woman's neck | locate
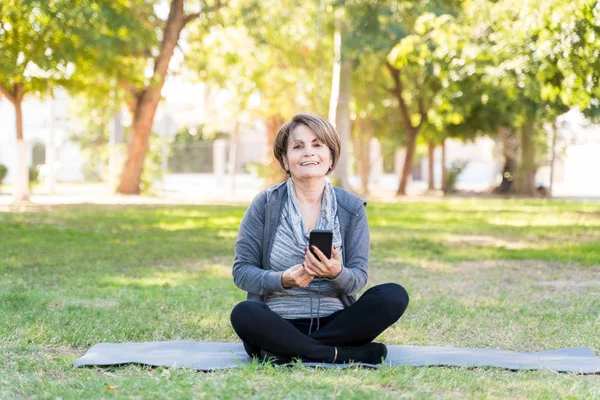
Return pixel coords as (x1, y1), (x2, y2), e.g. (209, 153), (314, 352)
(291, 177), (325, 206)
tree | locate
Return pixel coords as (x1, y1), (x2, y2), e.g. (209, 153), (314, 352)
(387, 13), (461, 195)
(116, 0), (226, 194)
(185, 0), (331, 186)
(351, 51), (402, 196)
(537, 0), (600, 113)
(468, 0), (572, 195)
(329, 6), (353, 191)
(331, 0), (419, 194)
(423, 0), (596, 196)
(0, 0), (148, 201)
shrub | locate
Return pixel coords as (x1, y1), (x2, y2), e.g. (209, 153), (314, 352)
(29, 166), (40, 189)
(444, 160), (468, 194)
(0, 164), (7, 186)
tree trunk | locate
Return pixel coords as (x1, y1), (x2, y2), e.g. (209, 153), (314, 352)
(386, 63), (427, 196)
(334, 58), (353, 190)
(329, 7), (352, 191)
(46, 93), (56, 193)
(353, 118), (372, 196)
(328, 8), (342, 125)
(441, 137), (447, 193)
(549, 120), (558, 198)
(360, 120), (372, 197)
(516, 119), (536, 196)
(116, 0), (195, 194)
(496, 127), (517, 193)
(13, 85), (29, 201)
(427, 139), (435, 190)
(265, 114), (287, 186)
(397, 130), (417, 195)
(0, 82), (30, 201)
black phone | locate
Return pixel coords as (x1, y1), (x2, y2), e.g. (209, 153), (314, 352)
(309, 229), (333, 261)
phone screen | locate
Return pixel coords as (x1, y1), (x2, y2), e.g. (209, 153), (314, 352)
(309, 229), (333, 261)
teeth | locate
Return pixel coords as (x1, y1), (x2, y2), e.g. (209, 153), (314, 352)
(302, 162), (318, 166)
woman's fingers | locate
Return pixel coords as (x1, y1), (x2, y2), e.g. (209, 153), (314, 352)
(302, 262), (319, 276)
(310, 246), (329, 262)
(286, 264), (301, 276)
(306, 247), (320, 265)
(297, 272), (313, 287)
(306, 247), (328, 272)
(304, 253), (321, 273)
(332, 246), (340, 260)
(302, 275), (314, 287)
(290, 264), (314, 288)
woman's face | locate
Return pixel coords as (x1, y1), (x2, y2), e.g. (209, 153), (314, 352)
(283, 124), (332, 180)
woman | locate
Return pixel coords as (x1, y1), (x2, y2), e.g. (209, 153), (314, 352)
(230, 113), (409, 364)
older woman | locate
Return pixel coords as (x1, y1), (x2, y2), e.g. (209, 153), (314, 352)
(230, 113), (409, 364)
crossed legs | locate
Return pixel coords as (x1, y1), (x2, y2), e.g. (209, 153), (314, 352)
(230, 283), (409, 363)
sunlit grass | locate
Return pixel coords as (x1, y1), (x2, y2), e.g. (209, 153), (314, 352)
(1, 199), (599, 398)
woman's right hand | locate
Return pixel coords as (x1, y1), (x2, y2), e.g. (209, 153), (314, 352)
(281, 263), (314, 288)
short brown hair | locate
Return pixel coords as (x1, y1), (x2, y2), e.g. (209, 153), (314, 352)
(273, 113), (341, 176)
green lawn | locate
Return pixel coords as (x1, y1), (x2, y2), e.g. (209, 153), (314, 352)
(1, 199), (599, 398)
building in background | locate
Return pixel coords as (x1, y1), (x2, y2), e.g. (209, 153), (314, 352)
(0, 88), (84, 184)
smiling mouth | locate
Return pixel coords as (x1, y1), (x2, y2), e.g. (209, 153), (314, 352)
(300, 162), (319, 166)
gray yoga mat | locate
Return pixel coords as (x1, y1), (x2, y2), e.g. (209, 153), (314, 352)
(73, 341), (600, 373)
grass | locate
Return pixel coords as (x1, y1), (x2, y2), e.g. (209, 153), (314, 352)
(1, 198), (599, 399)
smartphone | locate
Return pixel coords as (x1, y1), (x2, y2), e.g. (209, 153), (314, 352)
(309, 229), (333, 261)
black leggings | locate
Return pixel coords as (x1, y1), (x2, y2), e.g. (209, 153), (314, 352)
(230, 283), (409, 362)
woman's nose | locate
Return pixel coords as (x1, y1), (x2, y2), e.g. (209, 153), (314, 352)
(303, 146), (315, 155)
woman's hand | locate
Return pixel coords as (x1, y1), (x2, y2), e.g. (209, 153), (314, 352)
(281, 263), (315, 288)
(303, 246), (342, 279)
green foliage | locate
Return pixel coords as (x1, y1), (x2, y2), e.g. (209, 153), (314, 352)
(244, 161), (270, 180)
(535, 0), (600, 112)
(167, 126), (231, 174)
(168, 127), (212, 173)
(186, 0), (332, 121)
(0, 0), (154, 97)
(443, 160), (468, 194)
(245, 161), (289, 185)
(0, 164), (7, 186)
(28, 166), (39, 189)
(68, 93), (116, 181)
(68, 91), (165, 191)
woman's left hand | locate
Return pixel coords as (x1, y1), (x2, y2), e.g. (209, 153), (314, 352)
(303, 246), (342, 279)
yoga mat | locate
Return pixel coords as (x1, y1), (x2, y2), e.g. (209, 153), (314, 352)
(73, 341), (600, 373)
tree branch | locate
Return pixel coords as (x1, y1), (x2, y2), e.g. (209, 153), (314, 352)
(14, 82), (24, 103)
(417, 97), (428, 130)
(183, 0), (227, 26)
(183, 11), (201, 26)
(125, 96), (138, 116)
(120, 80), (138, 94)
(129, 48), (154, 59)
(150, 0), (185, 81)
(0, 83), (15, 104)
(118, 80), (142, 114)
(386, 61), (415, 134)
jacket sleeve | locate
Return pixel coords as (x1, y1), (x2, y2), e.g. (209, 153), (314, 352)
(232, 192), (285, 295)
(329, 204), (369, 296)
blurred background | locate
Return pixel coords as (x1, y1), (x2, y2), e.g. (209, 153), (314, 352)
(1, 0), (599, 204)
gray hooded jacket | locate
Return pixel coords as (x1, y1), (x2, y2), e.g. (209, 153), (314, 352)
(232, 181), (370, 307)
